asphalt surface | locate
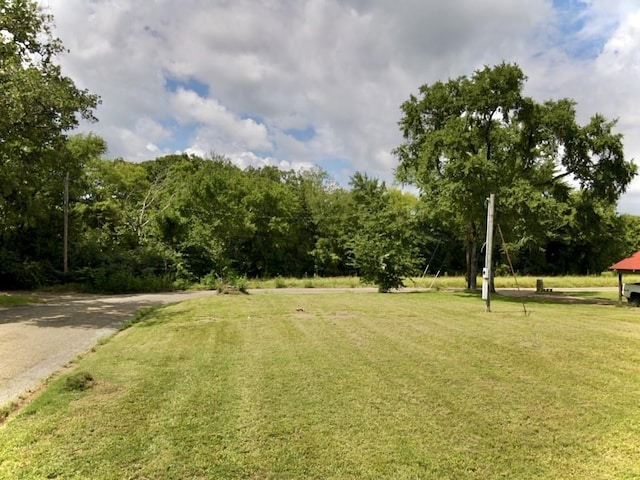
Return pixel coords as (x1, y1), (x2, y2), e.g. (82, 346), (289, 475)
(0, 291), (218, 407)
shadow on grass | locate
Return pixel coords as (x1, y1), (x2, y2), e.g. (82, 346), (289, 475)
(453, 290), (620, 306)
(120, 303), (191, 329)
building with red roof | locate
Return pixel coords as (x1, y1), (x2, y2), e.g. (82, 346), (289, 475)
(611, 250), (640, 304)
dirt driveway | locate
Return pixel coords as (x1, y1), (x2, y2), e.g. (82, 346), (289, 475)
(0, 291), (218, 407)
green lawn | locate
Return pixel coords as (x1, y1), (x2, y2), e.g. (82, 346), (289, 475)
(2, 292), (640, 479)
(0, 293), (38, 308)
(245, 273), (640, 290)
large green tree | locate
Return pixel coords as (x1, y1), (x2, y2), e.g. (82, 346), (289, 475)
(308, 181), (355, 277)
(348, 172), (419, 292)
(0, 0), (99, 286)
(394, 62), (636, 288)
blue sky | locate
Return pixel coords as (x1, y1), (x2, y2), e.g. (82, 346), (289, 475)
(552, 0), (609, 58)
(42, 0), (640, 212)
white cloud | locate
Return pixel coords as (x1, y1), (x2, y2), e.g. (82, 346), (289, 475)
(146, 143), (160, 153)
(228, 151), (315, 173)
(593, 10), (640, 196)
(169, 88), (272, 151)
(598, 10), (640, 73)
(38, 0), (640, 211)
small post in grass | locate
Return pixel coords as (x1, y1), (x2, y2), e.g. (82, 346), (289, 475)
(482, 194), (495, 312)
(618, 272), (623, 306)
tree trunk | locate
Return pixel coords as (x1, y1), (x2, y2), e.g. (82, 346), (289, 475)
(469, 242), (478, 290)
(465, 222), (479, 290)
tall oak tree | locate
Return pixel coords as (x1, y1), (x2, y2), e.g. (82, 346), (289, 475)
(394, 62), (636, 288)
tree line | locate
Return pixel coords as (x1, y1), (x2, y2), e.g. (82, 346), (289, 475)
(1, 144), (638, 292)
(1, 1), (638, 292)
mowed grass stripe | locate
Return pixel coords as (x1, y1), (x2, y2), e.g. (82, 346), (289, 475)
(1, 293), (640, 479)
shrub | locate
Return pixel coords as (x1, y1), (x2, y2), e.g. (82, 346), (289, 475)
(87, 269), (174, 294)
(216, 274), (249, 294)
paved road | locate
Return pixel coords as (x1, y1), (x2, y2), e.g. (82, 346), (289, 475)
(0, 291), (218, 407)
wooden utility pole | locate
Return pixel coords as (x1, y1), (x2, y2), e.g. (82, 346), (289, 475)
(482, 194), (495, 312)
(63, 171), (69, 275)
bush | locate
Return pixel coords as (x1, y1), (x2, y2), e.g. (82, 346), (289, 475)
(0, 255), (60, 290)
(86, 268), (174, 294)
(215, 274), (249, 294)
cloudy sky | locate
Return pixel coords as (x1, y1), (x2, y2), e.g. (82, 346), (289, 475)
(39, 0), (640, 212)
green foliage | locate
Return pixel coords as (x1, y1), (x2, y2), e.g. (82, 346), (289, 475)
(154, 155), (246, 280)
(619, 214), (640, 257)
(84, 270), (174, 294)
(395, 62), (637, 285)
(68, 154), (184, 291)
(0, 1), (99, 289)
(210, 273), (249, 294)
(348, 173), (419, 292)
(309, 185), (355, 277)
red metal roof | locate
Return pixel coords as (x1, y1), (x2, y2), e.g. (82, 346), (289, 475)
(611, 250), (640, 272)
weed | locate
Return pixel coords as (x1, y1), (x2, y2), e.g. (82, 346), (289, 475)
(215, 275), (249, 294)
(64, 372), (94, 392)
(0, 402), (17, 422)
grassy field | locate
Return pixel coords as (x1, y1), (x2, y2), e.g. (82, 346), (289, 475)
(245, 273), (640, 290)
(2, 292), (640, 479)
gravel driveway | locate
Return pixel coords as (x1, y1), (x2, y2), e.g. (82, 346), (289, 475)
(0, 291), (217, 407)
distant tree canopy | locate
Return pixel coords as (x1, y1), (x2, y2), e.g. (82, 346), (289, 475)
(0, 144), (638, 291)
(394, 62), (636, 288)
(0, 21), (638, 295)
(348, 173), (419, 292)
